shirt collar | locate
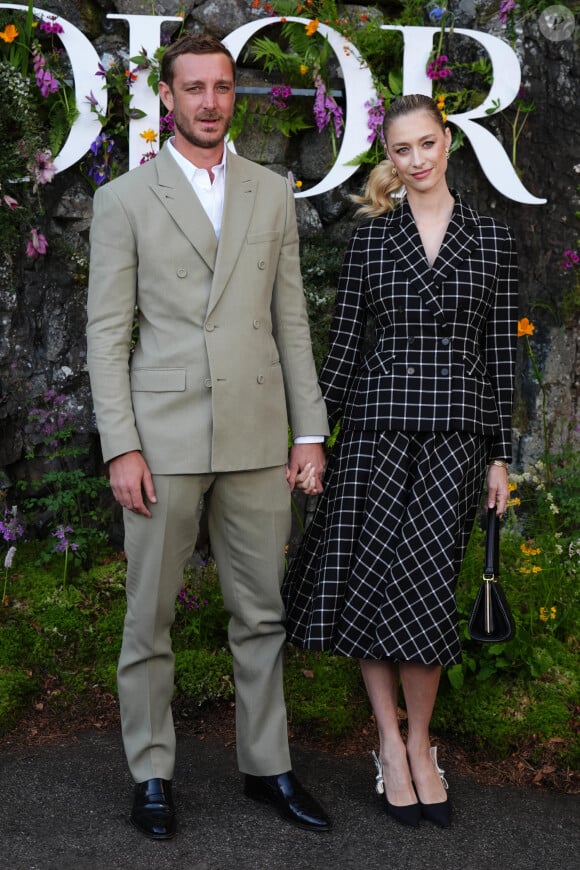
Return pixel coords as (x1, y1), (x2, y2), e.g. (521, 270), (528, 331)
(167, 137), (227, 183)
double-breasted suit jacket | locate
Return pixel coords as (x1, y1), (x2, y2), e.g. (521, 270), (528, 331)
(87, 142), (328, 472)
(320, 194), (518, 460)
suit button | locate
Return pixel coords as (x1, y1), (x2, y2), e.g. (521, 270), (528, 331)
(257, 260), (266, 270)
(176, 266), (187, 278)
(257, 374), (265, 384)
(253, 319), (261, 328)
(204, 378), (212, 388)
(441, 337), (450, 346)
(205, 322), (215, 332)
(408, 336), (416, 345)
(441, 367), (449, 376)
(407, 366), (415, 375)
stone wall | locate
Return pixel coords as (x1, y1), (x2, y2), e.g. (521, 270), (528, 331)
(0, 0), (579, 502)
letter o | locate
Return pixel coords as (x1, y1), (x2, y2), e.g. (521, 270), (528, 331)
(223, 17), (377, 198)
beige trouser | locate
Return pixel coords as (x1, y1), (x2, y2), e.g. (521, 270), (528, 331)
(118, 467), (292, 783)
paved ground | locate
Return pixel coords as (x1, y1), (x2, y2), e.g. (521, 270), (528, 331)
(2, 729), (578, 870)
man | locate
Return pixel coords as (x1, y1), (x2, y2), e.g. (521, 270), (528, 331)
(86, 33), (330, 839)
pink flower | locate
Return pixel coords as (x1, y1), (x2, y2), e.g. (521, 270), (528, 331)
(25, 228), (48, 259)
(2, 194), (19, 210)
(427, 55), (452, 80)
(32, 149), (56, 186)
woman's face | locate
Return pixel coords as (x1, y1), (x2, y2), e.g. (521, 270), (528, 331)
(385, 108), (452, 196)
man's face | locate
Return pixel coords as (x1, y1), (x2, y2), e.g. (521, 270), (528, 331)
(159, 51), (235, 151)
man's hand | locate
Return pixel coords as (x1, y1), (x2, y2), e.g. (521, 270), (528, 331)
(286, 443), (326, 495)
(109, 451), (157, 518)
(486, 464), (509, 518)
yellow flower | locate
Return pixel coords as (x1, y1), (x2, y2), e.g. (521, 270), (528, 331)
(508, 481), (518, 492)
(521, 542), (541, 556)
(299, 64), (309, 75)
(0, 23), (19, 42)
(305, 18), (319, 36)
(518, 317), (535, 337)
(539, 607), (548, 621)
(295, 180), (303, 189)
(532, 565), (542, 573)
(140, 129), (158, 143)
(520, 566), (531, 574)
(507, 497), (521, 507)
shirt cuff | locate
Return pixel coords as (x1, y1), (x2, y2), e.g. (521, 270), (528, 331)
(294, 435), (325, 444)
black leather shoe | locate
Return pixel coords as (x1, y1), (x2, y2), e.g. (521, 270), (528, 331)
(244, 771), (331, 831)
(130, 778), (176, 840)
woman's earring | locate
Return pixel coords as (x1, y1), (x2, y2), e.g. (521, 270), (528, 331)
(391, 166), (398, 176)
(445, 148), (450, 159)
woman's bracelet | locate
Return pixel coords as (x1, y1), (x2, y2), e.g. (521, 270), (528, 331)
(489, 459), (509, 469)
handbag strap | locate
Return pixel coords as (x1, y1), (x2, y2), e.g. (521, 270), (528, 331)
(483, 507), (499, 579)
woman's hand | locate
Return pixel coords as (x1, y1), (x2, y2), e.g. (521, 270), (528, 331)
(486, 464), (509, 517)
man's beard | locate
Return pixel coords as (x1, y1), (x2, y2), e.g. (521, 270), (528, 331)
(174, 112), (232, 150)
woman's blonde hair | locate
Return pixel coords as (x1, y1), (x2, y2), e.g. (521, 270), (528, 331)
(351, 94), (447, 218)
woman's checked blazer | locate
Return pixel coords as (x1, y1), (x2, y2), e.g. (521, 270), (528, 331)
(320, 194), (518, 461)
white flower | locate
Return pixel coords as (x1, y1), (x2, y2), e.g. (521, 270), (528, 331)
(4, 546), (16, 568)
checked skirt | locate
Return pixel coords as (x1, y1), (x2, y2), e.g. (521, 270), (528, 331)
(282, 430), (489, 666)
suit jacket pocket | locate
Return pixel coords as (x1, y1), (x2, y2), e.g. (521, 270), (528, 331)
(361, 351), (395, 377)
(462, 352), (487, 378)
(247, 231), (281, 244)
(130, 368), (186, 391)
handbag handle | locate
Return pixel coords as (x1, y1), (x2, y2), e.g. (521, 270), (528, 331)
(483, 507), (499, 579)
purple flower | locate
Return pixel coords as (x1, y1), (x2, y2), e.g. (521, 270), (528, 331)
(31, 149), (56, 186)
(498, 0), (517, 24)
(427, 55), (452, 80)
(365, 96), (385, 145)
(0, 508), (24, 543)
(269, 84), (293, 109)
(562, 249), (580, 269)
(52, 525), (79, 553)
(39, 19), (64, 34)
(26, 228), (48, 259)
(313, 76), (344, 138)
(87, 134), (115, 185)
(160, 112), (174, 133)
(427, 3), (446, 23)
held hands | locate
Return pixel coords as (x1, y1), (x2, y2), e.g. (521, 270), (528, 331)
(486, 463), (509, 518)
(108, 450), (157, 518)
(286, 443), (326, 496)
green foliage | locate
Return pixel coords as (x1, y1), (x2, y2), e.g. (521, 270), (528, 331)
(283, 647), (370, 738)
(174, 649), (235, 706)
(300, 237), (343, 370)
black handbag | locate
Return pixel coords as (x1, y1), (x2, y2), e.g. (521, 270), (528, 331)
(468, 507), (515, 643)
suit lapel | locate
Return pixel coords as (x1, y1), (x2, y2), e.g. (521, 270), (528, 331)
(385, 195), (479, 324)
(208, 152), (256, 313)
(150, 143), (218, 272)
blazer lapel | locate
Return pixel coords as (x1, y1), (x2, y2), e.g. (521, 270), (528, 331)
(385, 195), (479, 324)
(150, 143), (218, 272)
(208, 152), (256, 313)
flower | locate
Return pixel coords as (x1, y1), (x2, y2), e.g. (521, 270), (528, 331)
(561, 249), (579, 269)
(0, 23), (19, 43)
(4, 546), (16, 569)
(39, 20), (64, 35)
(269, 84), (292, 109)
(498, 0), (517, 24)
(299, 64), (309, 75)
(365, 96), (385, 146)
(139, 128), (158, 143)
(25, 228), (48, 259)
(427, 55), (452, 80)
(313, 76), (344, 138)
(52, 524), (79, 553)
(521, 542), (541, 556)
(517, 316), (535, 336)
(31, 149), (56, 186)
(305, 19), (320, 36)
(0, 508), (24, 543)
(2, 194), (19, 210)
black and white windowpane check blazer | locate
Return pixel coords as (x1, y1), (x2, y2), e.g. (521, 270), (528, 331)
(320, 194), (518, 462)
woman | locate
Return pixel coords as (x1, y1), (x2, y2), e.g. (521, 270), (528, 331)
(284, 94), (518, 828)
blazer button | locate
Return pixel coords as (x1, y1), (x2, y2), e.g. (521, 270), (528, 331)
(204, 378), (212, 388)
(257, 260), (266, 270)
(407, 366), (415, 375)
(176, 266), (187, 278)
(441, 337), (450, 346)
(257, 374), (265, 384)
(253, 319), (261, 328)
(408, 336), (416, 345)
(441, 367), (449, 376)
(205, 321), (215, 332)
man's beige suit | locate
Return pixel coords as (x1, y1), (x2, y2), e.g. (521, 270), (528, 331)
(87, 143), (328, 782)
